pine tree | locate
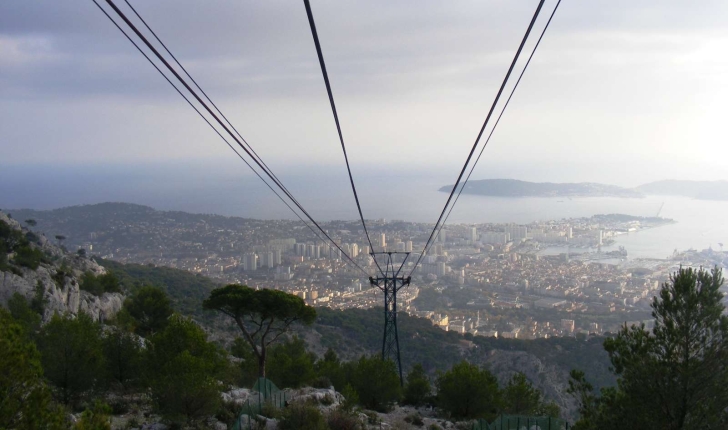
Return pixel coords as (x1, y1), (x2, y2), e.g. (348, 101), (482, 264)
(573, 267), (728, 429)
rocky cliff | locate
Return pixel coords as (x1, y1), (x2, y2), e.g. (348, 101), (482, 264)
(0, 211), (124, 322)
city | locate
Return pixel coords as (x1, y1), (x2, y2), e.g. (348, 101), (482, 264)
(17, 203), (726, 341)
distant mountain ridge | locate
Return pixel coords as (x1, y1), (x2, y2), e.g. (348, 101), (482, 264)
(439, 179), (642, 198)
(439, 179), (728, 200)
(635, 180), (728, 200)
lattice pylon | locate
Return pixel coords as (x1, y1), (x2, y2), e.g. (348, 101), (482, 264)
(369, 251), (411, 386)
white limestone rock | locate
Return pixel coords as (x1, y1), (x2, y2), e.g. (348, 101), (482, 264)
(0, 211), (124, 323)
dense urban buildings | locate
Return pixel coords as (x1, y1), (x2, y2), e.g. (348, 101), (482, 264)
(22, 204), (727, 339)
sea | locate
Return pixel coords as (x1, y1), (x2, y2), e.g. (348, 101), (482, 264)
(1, 163), (727, 261)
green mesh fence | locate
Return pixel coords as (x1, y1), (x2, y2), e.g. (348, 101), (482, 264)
(472, 415), (569, 430)
(232, 378), (289, 430)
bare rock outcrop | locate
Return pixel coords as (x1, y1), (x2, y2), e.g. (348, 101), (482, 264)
(0, 211), (124, 322)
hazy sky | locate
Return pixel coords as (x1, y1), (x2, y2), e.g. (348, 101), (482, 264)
(2, 0), (728, 187)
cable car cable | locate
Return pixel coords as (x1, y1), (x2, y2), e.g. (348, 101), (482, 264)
(409, 0), (546, 277)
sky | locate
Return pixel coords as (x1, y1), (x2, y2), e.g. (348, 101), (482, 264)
(2, 0), (728, 196)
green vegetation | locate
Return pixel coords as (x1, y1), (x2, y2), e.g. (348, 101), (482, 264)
(146, 314), (227, 425)
(351, 356), (402, 412)
(349, 355), (402, 412)
(37, 312), (105, 405)
(436, 361), (500, 420)
(73, 401), (112, 430)
(13, 245), (46, 270)
(403, 364), (432, 406)
(569, 267), (728, 429)
(501, 373), (559, 416)
(267, 337), (317, 389)
(279, 401), (327, 430)
(102, 326), (142, 390)
(123, 285), (173, 336)
(1, 219), (50, 272)
(0, 308), (67, 429)
(95, 258), (218, 316)
(7, 292), (42, 336)
(79, 271), (122, 296)
(203, 284), (317, 377)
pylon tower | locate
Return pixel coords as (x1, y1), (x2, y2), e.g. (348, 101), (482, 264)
(369, 251), (410, 385)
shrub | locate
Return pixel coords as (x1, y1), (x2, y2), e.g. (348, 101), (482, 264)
(0, 308), (69, 429)
(311, 375), (333, 389)
(80, 272), (122, 296)
(37, 312), (105, 406)
(74, 401), (112, 430)
(320, 393), (335, 406)
(13, 245), (45, 270)
(124, 286), (173, 336)
(403, 364), (431, 407)
(279, 401), (327, 430)
(340, 383), (359, 412)
(267, 337), (317, 389)
(350, 355), (402, 412)
(215, 400), (240, 427)
(436, 361), (500, 420)
(144, 315), (228, 424)
(260, 401), (283, 420)
(363, 410), (380, 425)
(126, 417), (140, 429)
(327, 409), (363, 430)
(404, 413), (425, 427)
(53, 264), (72, 287)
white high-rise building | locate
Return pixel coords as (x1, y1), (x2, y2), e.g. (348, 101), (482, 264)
(380, 233), (387, 249)
(470, 227), (478, 242)
(482, 232), (510, 245)
(351, 243), (359, 258)
(260, 251), (275, 268)
(405, 240), (413, 252)
(436, 262), (447, 277)
(243, 253), (258, 271)
(307, 244), (320, 259)
(505, 225), (528, 241)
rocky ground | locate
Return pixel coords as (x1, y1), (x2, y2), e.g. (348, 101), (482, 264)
(0, 211), (125, 322)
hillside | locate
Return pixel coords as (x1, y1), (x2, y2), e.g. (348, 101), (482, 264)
(0, 211), (124, 322)
(439, 179), (643, 198)
(2, 208), (611, 420)
(94, 258), (219, 318)
(438, 178), (728, 200)
(306, 307), (612, 419)
(636, 179), (728, 200)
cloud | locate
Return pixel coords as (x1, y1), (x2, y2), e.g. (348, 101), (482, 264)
(1, 0), (728, 183)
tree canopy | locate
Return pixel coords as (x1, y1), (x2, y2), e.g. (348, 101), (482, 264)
(403, 363), (431, 406)
(0, 309), (67, 429)
(37, 312), (105, 406)
(146, 314), (226, 425)
(123, 285), (173, 336)
(203, 284), (316, 377)
(436, 360), (500, 420)
(349, 355), (402, 412)
(570, 266), (728, 429)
